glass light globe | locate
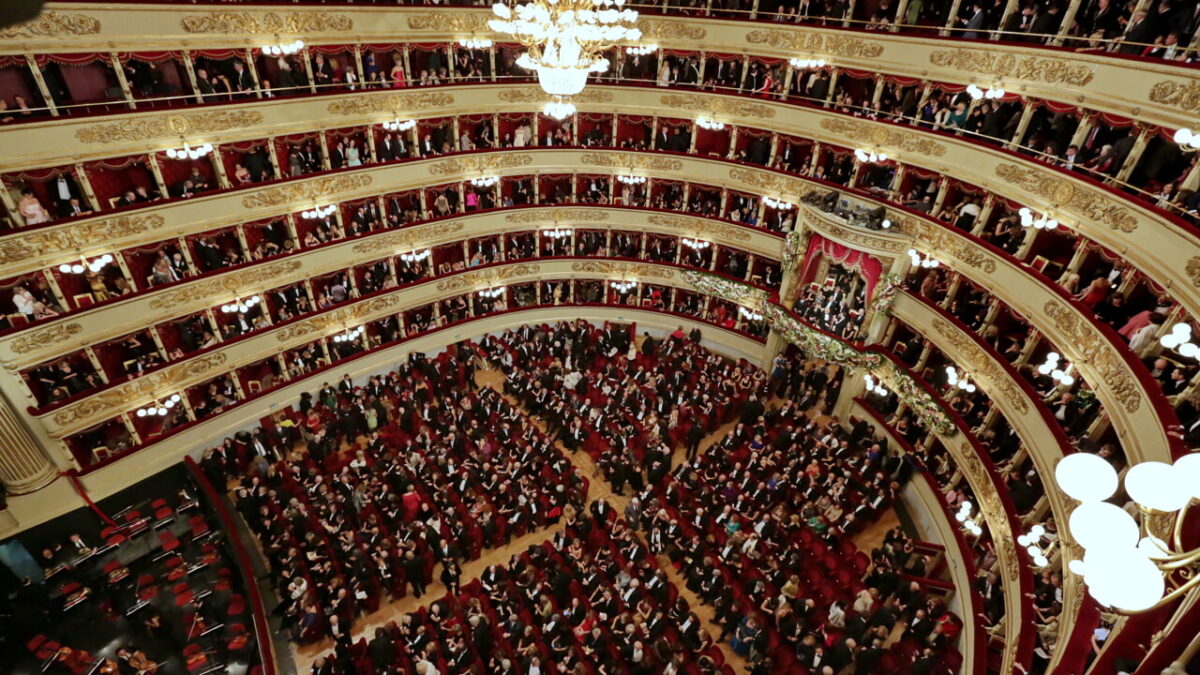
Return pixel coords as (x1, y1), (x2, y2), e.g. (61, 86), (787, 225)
(1031, 524), (1045, 537)
(1175, 128), (1194, 145)
(1173, 453), (1200, 499)
(1069, 501), (1138, 550)
(1067, 558), (1086, 575)
(136, 409), (147, 417)
(1126, 461), (1191, 512)
(1055, 452), (1118, 502)
(1180, 342), (1199, 359)
(1084, 548), (1163, 612)
(1137, 535), (1172, 560)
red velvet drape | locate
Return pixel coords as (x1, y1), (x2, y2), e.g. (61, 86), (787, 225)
(798, 233), (883, 301)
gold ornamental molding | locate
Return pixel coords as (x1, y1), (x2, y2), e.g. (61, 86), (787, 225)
(727, 167), (806, 196)
(504, 208), (611, 224)
(570, 260), (675, 279)
(1041, 299), (1142, 414)
(818, 118), (946, 157)
(326, 92), (456, 116)
(147, 259), (303, 312)
(640, 18), (706, 41)
(0, 11), (99, 38)
(180, 11), (353, 34)
(405, 12), (491, 32)
(744, 28), (883, 58)
(272, 294), (407, 343)
(928, 49), (1095, 87)
(75, 111), (265, 145)
(658, 94), (776, 120)
(0, 206), (782, 369)
(350, 221), (467, 256)
(893, 217), (996, 272)
(1148, 81), (1200, 115)
(50, 352), (229, 430)
(647, 214), (753, 243)
(929, 317), (1028, 415)
(435, 263), (543, 292)
(427, 153), (535, 176)
(0, 213), (165, 268)
(240, 174), (373, 209)
(800, 214), (906, 255)
(498, 87), (613, 104)
(994, 164), (1138, 233)
(8, 323), (83, 358)
(579, 151), (683, 172)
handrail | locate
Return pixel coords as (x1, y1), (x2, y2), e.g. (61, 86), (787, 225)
(182, 455), (277, 675)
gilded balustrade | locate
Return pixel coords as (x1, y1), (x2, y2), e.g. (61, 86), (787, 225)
(1, 6), (1197, 130)
(31, 258), (764, 438)
(3, 88), (1198, 354)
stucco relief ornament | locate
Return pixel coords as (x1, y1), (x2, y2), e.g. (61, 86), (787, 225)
(0, 11), (100, 38)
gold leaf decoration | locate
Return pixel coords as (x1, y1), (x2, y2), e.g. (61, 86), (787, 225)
(181, 11), (352, 34)
(1147, 80), (1200, 114)
(148, 260), (303, 311)
(0, 214), (166, 268)
(51, 353), (229, 430)
(0, 11), (100, 38)
(569, 261), (674, 279)
(580, 152), (682, 172)
(497, 87), (613, 104)
(504, 209), (610, 223)
(427, 154), (534, 176)
(728, 167), (805, 195)
(9, 323), (84, 356)
(75, 111), (265, 144)
(326, 92), (455, 116)
(928, 49), (1094, 87)
(274, 295), (406, 343)
(744, 29), (883, 58)
(818, 118), (946, 156)
(1187, 257), (1200, 287)
(658, 94), (776, 119)
(929, 318), (1030, 415)
(802, 210), (906, 253)
(641, 19), (706, 41)
(406, 13), (491, 32)
(435, 264), (542, 292)
(1042, 299), (1142, 414)
(351, 221), (466, 256)
(241, 174), (373, 209)
(897, 217), (997, 271)
(994, 164), (1137, 233)
(647, 214), (754, 243)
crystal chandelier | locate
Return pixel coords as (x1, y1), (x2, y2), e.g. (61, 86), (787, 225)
(137, 394), (181, 418)
(166, 141), (213, 160)
(58, 254), (114, 275)
(763, 196), (792, 210)
(610, 279), (638, 293)
(489, 0), (642, 119)
(1019, 206), (1059, 230)
(471, 175), (500, 188)
(333, 326), (364, 343)
(862, 373), (888, 396)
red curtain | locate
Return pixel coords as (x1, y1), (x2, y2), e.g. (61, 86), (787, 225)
(798, 234), (884, 302)
(192, 49), (241, 60)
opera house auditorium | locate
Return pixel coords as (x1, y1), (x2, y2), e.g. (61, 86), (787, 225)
(0, 0), (1199, 673)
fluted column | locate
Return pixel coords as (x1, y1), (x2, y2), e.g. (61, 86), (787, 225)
(0, 393), (59, 494)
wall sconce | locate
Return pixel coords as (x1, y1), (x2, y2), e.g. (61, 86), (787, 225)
(863, 373), (888, 396)
(611, 280), (638, 293)
(617, 174), (647, 185)
(1037, 352), (1076, 386)
(789, 57), (827, 69)
(136, 394), (181, 418)
(945, 365), (976, 393)
(458, 37), (494, 49)
(220, 295), (261, 314)
(763, 196), (793, 210)
(681, 237), (711, 250)
(470, 175), (500, 188)
(696, 116), (725, 131)
(956, 500), (983, 536)
(544, 227), (573, 239)
(1160, 322), (1198, 358)
(59, 254), (114, 275)
(332, 326), (364, 343)
(854, 148), (888, 164)
(1019, 207), (1059, 230)
(165, 141), (214, 160)
(907, 249), (940, 269)
(263, 39), (305, 56)
(383, 118), (417, 132)
(478, 286), (506, 299)
(301, 205), (337, 220)
(400, 249), (431, 263)
(966, 83), (1005, 100)
(626, 44), (657, 55)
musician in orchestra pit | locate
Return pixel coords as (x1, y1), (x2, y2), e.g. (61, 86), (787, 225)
(115, 646), (159, 675)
